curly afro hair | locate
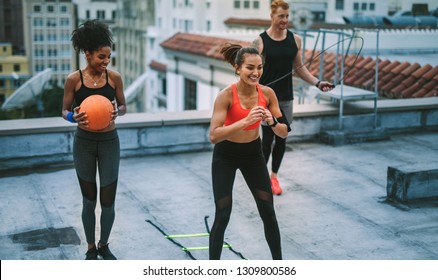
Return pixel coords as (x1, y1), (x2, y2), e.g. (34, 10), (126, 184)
(71, 19), (113, 53)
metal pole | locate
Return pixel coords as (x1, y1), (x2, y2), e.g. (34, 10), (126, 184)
(374, 29), (379, 129)
(339, 32), (345, 130)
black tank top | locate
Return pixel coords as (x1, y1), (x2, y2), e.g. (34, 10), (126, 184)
(74, 69), (116, 105)
(259, 30), (298, 101)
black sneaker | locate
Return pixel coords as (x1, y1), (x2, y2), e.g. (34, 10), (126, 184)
(98, 242), (117, 260)
(85, 247), (98, 260)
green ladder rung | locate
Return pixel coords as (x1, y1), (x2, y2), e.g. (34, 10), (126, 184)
(165, 233), (210, 238)
(182, 244), (232, 251)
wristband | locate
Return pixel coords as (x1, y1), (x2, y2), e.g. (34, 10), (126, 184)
(315, 80), (321, 88)
(67, 112), (76, 123)
(269, 116), (278, 127)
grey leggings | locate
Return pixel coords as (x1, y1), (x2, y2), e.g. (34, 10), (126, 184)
(73, 128), (120, 245)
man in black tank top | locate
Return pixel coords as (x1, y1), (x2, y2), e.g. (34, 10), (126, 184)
(253, 0), (334, 195)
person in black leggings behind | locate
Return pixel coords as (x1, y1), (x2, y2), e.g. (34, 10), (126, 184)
(62, 20), (126, 260)
(209, 43), (291, 260)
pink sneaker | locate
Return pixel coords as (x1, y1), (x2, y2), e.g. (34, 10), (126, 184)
(271, 177), (282, 195)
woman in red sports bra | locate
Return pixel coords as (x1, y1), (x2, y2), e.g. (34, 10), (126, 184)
(208, 43), (290, 260)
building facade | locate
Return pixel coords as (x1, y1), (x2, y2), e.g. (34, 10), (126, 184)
(22, 0), (77, 87)
(113, 0), (155, 112)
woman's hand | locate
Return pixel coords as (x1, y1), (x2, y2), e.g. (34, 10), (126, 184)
(111, 100), (118, 121)
(74, 106), (89, 127)
(262, 108), (275, 126)
(245, 106), (265, 127)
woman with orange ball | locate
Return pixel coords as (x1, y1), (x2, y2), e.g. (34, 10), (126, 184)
(62, 19), (126, 260)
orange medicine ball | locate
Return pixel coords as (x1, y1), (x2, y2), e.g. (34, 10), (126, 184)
(80, 95), (113, 131)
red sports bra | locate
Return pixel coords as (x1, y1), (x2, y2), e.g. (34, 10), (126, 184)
(224, 83), (267, 130)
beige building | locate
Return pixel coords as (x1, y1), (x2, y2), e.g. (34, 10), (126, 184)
(0, 43), (30, 105)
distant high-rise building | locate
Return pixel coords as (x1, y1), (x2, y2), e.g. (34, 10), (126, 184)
(0, 0), (25, 55)
(22, 0), (77, 87)
(113, 0), (155, 112)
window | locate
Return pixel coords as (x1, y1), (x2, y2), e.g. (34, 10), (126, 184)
(86, 10), (90, 19)
(60, 5), (67, 13)
(33, 5), (41, 12)
(14, 64), (20, 72)
(60, 18), (69, 27)
(97, 10), (106, 19)
(361, 2), (367, 10)
(353, 2), (359, 11)
(47, 18), (57, 27)
(335, 0), (344, 10)
(47, 5), (54, 12)
(0, 65), (2, 72)
(243, 0), (250, 9)
(206, 20), (211, 32)
(234, 0), (240, 9)
(34, 18), (43, 26)
(370, 3), (375, 11)
(253, 0), (259, 9)
(184, 78), (197, 110)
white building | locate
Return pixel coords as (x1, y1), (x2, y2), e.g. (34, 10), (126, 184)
(325, 0), (388, 23)
(146, 0), (272, 112)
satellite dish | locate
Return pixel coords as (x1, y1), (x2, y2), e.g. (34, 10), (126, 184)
(1, 68), (52, 110)
(292, 8), (313, 29)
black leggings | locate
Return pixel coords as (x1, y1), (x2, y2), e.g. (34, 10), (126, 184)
(210, 138), (282, 260)
(262, 125), (286, 174)
(73, 128), (120, 245)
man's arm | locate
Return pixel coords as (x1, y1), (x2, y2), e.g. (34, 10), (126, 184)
(251, 36), (263, 54)
(293, 34), (334, 91)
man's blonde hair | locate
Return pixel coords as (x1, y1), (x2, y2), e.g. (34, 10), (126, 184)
(271, 0), (289, 13)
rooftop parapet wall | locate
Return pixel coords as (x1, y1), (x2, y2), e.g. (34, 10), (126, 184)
(0, 98), (437, 172)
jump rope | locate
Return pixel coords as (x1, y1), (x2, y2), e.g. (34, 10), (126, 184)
(263, 33), (365, 89)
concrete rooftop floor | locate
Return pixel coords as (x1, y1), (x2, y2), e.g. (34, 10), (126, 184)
(0, 131), (437, 261)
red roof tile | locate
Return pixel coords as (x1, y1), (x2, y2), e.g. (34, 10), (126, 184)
(390, 61), (411, 75)
(401, 63), (421, 76)
(381, 61), (400, 72)
(401, 76), (417, 87)
(423, 80), (438, 91)
(424, 89), (437, 97)
(149, 60), (167, 72)
(412, 88), (428, 98)
(411, 64), (433, 78)
(423, 65), (438, 80)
